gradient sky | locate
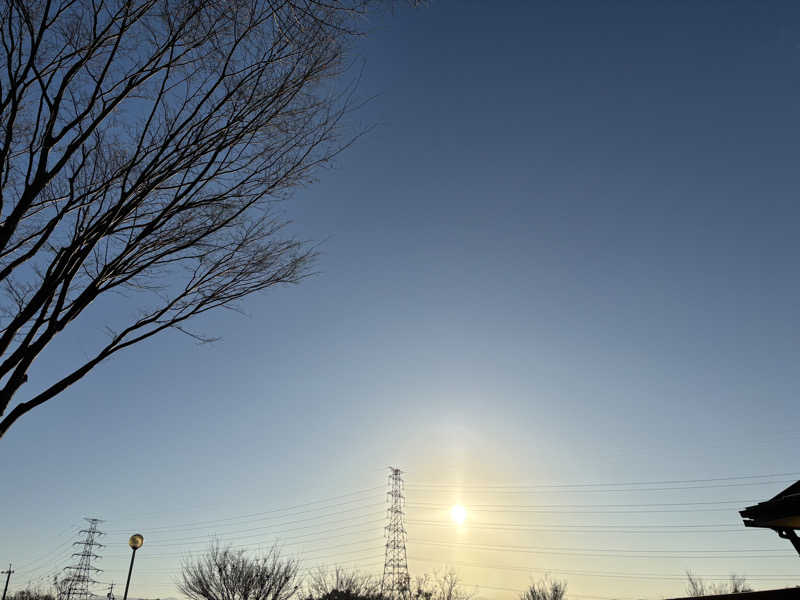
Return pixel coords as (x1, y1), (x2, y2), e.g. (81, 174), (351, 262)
(3, 2), (800, 600)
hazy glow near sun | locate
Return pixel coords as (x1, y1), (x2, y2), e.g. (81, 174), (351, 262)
(450, 504), (467, 525)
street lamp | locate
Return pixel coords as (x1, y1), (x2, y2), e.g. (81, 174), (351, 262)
(122, 534), (143, 600)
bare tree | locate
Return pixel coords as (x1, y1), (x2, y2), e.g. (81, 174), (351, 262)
(5, 574), (68, 600)
(0, 0), (387, 439)
(685, 572), (706, 598)
(519, 577), (566, 600)
(8, 588), (56, 600)
(179, 543), (300, 600)
(52, 574), (70, 600)
(305, 567), (381, 600)
(685, 572), (751, 597)
(411, 570), (475, 600)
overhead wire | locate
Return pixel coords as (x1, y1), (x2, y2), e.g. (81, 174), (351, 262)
(406, 520), (746, 534)
(410, 538), (791, 559)
(408, 503), (741, 514)
(104, 522), (385, 553)
(105, 485), (386, 522)
(406, 555), (800, 583)
(405, 470), (800, 488)
(103, 513), (386, 547)
(104, 492), (386, 534)
(103, 535), (385, 560)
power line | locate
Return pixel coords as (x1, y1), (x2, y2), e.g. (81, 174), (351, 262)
(104, 493), (384, 534)
(106, 523), (384, 553)
(409, 480), (795, 494)
(98, 551), (387, 577)
(119, 559), (388, 586)
(103, 535), (385, 560)
(96, 471), (796, 538)
(105, 486), (385, 523)
(406, 555), (800, 583)
(406, 520), (746, 534)
(449, 580), (634, 600)
(103, 514), (385, 548)
(410, 539), (790, 559)
(99, 495), (754, 551)
(407, 503), (739, 514)
(410, 499), (751, 508)
(406, 470), (800, 489)
(98, 511), (377, 556)
(15, 537), (78, 576)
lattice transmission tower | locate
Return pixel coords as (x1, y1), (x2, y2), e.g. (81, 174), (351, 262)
(381, 467), (410, 600)
(60, 518), (104, 600)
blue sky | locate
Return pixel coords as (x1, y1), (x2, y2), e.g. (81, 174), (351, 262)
(3, 2), (800, 599)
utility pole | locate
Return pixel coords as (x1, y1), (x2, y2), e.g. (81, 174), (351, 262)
(381, 467), (410, 600)
(1, 564), (14, 600)
(106, 583), (115, 600)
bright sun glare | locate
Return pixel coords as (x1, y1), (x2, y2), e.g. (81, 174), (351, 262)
(450, 504), (467, 525)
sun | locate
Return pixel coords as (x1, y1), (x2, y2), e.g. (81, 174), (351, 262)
(450, 504), (467, 525)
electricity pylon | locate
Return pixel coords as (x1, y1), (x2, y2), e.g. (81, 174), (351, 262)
(381, 467), (410, 600)
(61, 518), (104, 600)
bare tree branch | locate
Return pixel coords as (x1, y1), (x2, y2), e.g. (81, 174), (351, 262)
(0, 0), (390, 439)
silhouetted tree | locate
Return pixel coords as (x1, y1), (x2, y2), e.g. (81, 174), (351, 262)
(7, 574), (70, 600)
(179, 543), (300, 600)
(8, 588), (56, 600)
(411, 570), (475, 600)
(0, 0), (408, 439)
(685, 572), (751, 597)
(307, 592), (377, 600)
(305, 567), (381, 600)
(519, 577), (566, 600)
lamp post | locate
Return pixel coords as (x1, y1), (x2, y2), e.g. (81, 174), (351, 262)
(122, 534), (143, 600)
